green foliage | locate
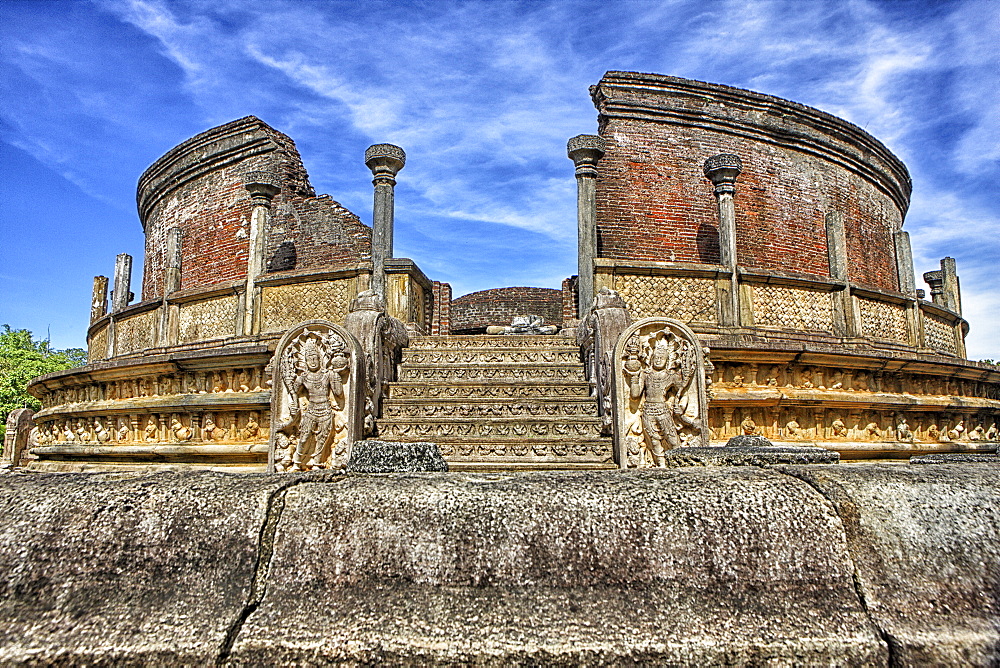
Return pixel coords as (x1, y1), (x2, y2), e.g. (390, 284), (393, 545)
(0, 325), (86, 438)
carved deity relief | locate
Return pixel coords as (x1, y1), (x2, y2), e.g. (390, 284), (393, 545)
(269, 321), (364, 472)
(612, 318), (710, 468)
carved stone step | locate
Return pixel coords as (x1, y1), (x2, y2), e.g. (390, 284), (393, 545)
(377, 418), (603, 440)
(382, 400), (598, 419)
(397, 365), (586, 382)
(393, 437), (613, 463)
(401, 348), (581, 365)
(407, 335), (578, 349)
(386, 382), (592, 400)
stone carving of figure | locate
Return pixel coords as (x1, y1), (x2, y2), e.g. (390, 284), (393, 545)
(202, 414), (226, 442)
(863, 422), (880, 441)
(144, 416), (158, 442)
(171, 417), (192, 442)
(986, 424), (998, 441)
(283, 337), (348, 470)
(117, 418), (130, 443)
(94, 419), (110, 443)
(896, 418), (913, 442)
(947, 421), (966, 441)
(731, 374), (744, 388)
(740, 415), (758, 435)
(241, 412), (261, 441)
(830, 418), (848, 438)
(785, 418), (802, 440)
(927, 424), (942, 441)
(624, 337), (685, 466)
(76, 420), (92, 443)
(969, 425), (985, 441)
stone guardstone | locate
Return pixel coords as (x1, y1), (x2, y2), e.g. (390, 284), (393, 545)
(910, 453), (1000, 465)
(347, 440), (448, 473)
(663, 445), (839, 467)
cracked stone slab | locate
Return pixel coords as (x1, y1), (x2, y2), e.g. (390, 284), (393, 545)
(227, 469), (884, 664)
(778, 463), (1000, 665)
(0, 470), (297, 665)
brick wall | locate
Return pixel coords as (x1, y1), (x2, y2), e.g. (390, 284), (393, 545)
(450, 287), (564, 334)
(593, 72), (910, 293)
(431, 281), (452, 335)
(138, 116), (371, 301)
(561, 276), (578, 322)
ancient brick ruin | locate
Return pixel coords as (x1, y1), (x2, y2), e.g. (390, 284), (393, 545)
(21, 71), (1000, 472)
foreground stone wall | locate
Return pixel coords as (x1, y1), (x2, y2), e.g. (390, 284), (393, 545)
(0, 464), (996, 665)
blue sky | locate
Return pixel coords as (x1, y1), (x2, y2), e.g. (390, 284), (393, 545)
(1, 0), (998, 359)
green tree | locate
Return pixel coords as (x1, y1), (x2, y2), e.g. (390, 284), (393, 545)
(0, 326), (86, 438)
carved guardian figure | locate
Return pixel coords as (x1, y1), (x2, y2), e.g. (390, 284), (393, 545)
(613, 317), (710, 468)
(269, 321), (365, 472)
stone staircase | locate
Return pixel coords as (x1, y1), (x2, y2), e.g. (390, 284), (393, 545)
(377, 335), (615, 470)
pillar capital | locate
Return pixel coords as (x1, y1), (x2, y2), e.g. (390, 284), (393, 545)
(365, 144), (406, 184)
(703, 154), (743, 195)
(567, 135), (606, 178)
(244, 171), (280, 208)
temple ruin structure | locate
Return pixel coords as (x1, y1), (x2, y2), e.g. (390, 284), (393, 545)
(23, 71), (1000, 471)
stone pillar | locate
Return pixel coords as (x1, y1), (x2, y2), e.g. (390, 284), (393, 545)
(567, 134), (606, 316)
(365, 144), (406, 299)
(90, 276), (109, 323)
(704, 154), (742, 327)
(893, 231), (916, 295)
(243, 171), (280, 335)
(825, 212), (861, 338)
(940, 256), (962, 315)
(164, 227), (183, 295)
(111, 253), (133, 313)
(923, 270), (945, 305)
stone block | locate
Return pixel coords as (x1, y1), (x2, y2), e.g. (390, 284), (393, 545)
(346, 440), (448, 473)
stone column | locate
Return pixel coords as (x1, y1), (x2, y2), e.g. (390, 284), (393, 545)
(164, 227), (183, 294)
(111, 253), (133, 313)
(159, 228), (183, 347)
(365, 144), (406, 299)
(893, 230), (916, 295)
(940, 256), (962, 315)
(825, 212), (861, 338)
(567, 134), (606, 316)
(243, 172), (280, 335)
(90, 276), (109, 323)
(704, 154), (742, 327)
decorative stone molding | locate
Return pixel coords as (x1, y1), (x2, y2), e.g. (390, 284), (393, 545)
(268, 321), (365, 472)
(702, 153), (743, 195)
(612, 317), (711, 468)
(243, 170), (280, 208)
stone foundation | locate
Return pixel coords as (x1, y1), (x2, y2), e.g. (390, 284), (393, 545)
(0, 464), (996, 664)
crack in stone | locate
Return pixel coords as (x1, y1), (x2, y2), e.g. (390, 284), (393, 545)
(215, 475), (343, 665)
(771, 465), (899, 667)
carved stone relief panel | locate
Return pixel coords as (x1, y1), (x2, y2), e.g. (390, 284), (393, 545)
(178, 295), (238, 343)
(260, 280), (352, 334)
(858, 297), (908, 343)
(88, 325), (109, 363)
(751, 285), (833, 332)
(115, 310), (157, 355)
(268, 320), (364, 472)
(614, 275), (717, 323)
(924, 313), (958, 355)
(612, 317), (710, 468)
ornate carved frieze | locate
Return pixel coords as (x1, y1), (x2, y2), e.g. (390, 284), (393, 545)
(612, 318), (711, 468)
(751, 285), (834, 332)
(259, 280), (352, 334)
(178, 295), (238, 343)
(268, 321), (364, 472)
